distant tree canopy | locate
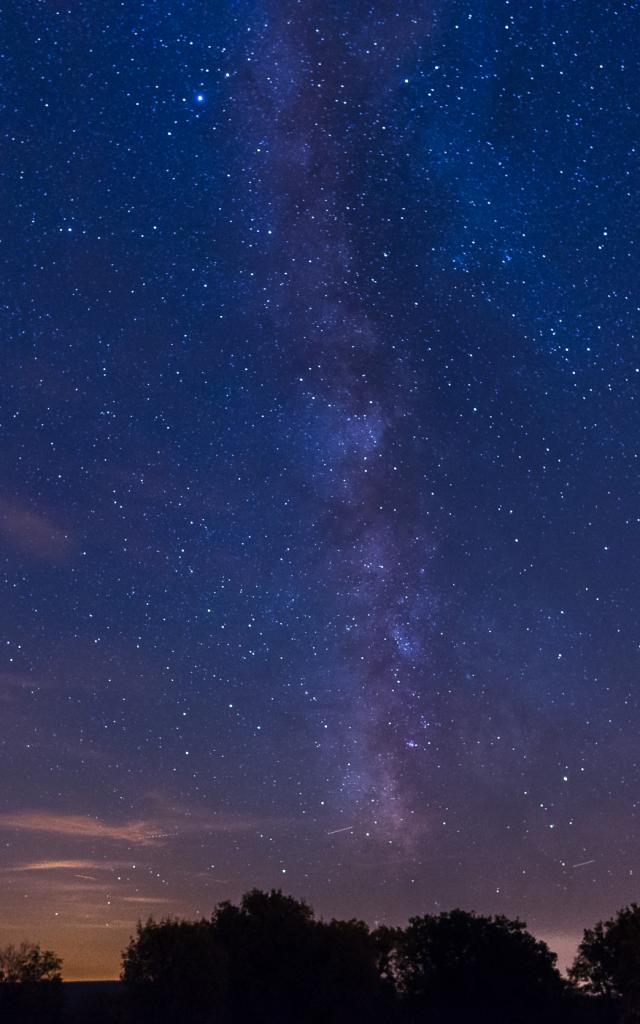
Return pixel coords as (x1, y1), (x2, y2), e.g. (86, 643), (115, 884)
(122, 916), (228, 1023)
(0, 942), (63, 1024)
(9, 895), (640, 1023)
(0, 941), (62, 984)
(123, 889), (386, 1023)
(392, 908), (565, 1023)
(570, 904), (640, 1022)
(121, 891), (573, 1024)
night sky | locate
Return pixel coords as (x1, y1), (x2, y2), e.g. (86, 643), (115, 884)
(2, 0), (639, 981)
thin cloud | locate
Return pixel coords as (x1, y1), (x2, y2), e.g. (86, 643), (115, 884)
(142, 792), (271, 835)
(0, 812), (158, 845)
(0, 496), (74, 562)
(122, 896), (174, 905)
(12, 860), (112, 873)
(0, 672), (45, 701)
(0, 808), (267, 847)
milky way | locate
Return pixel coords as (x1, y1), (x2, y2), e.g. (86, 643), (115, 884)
(1, 0), (639, 980)
(238, 2), (440, 839)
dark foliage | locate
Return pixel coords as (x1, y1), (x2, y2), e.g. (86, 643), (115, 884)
(119, 892), (593, 1024)
(13, 894), (639, 1022)
(570, 904), (640, 1023)
(122, 916), (228, 1023)
(122, 889), (392, 1024)
(0, 941), (63, 1024)
(391, 908), (567, 1023)
(119, 892), (640, 1023)
(0, 941), (62, 983)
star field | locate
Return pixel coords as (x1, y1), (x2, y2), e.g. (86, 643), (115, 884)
(1, 0), (639, 980)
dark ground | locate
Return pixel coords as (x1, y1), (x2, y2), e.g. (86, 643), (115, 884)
(62, 982), (124, 1022)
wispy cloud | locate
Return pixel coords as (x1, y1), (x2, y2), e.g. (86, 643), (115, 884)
(0, 496), (74, 562)
(122, 896), (174, 905)
(0, 672), (43, 701)
(0, 807), (267, 848)
(11, 859), (112, 873)
(0, 812), (158, 845)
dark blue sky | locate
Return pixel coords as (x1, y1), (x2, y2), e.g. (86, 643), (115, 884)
(1, 0), (638, 979)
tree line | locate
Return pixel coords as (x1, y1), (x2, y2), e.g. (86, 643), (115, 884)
(1, 890), (639, 1022)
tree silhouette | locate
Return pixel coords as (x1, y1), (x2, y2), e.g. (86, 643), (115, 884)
(0, 941), (62, 983)
(393, 908), (565, 1023)
(310, 917), (393, 1023)
(122, 916), (228, 1023)
(122, 892), (637, 1024)
(211, 888), (332, 1023)
(122, 889), (391, 1023)
(8, 895), (640, 1023)
(0, 941), (63, 1023)
(570, 904), (640, 1023)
